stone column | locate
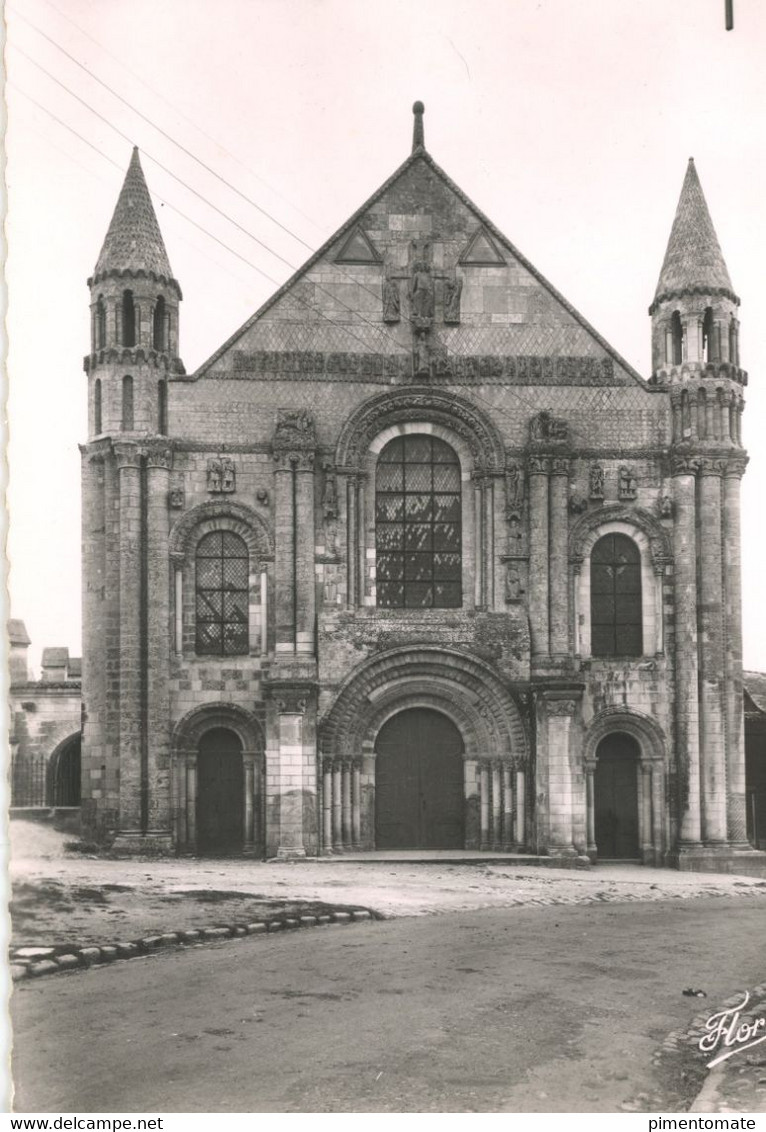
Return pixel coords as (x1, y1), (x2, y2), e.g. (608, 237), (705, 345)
(322, 759), (333, 853)
(671, 456), (702, 847)
(186, 755), (197, 848)
(585, 764), (596, 855)
(670, 389), (682, 444)
(491, 762), (502, 848)
(146, 443), (173, 842)
(341, 761), (352, 848)
(549, 457), (570, 655)
(243, 756), (255, 849)
(542, 696), (579, 855)
(273, 454), (296, 654)
(294, 453), (316, 656)
(479, 763), (490, 850)
(698, 459), (727, 845)
(80, 450), (106, 830)
(503, 764), (513, 849)
(722, 456), (749, 845)
(276, 707), (306, 858)
(332, 761), (343, 850)
(114, 443), (143, 833)
(641, 763), (653, 862)
(515, 768), (526, 848)
(527, 457), (550, 657)
(352, 762), (362, 848)
(346, 475), (358, 608)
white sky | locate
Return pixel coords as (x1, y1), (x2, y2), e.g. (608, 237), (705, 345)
(4, 0), (766, 674)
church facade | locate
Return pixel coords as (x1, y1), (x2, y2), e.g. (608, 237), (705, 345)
(79, 104), (762, 871)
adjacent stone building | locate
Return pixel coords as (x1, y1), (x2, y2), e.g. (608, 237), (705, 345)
(78, 104), (765, 871)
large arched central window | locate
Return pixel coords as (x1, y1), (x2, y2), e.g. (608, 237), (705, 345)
(375, 434), (462, 608)
(195, 531), (249, 655)
(590, 533), (642, 656)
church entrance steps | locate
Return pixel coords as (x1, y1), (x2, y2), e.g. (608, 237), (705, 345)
(315, 850), (592, 868)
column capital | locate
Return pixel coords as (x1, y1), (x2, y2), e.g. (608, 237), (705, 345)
(145, 441), (174, 471)
(113, 442), (141, 470)
(670, 453), (701, 477)
(723, 454), (749, 479)
(273, 449), (315, 471)
(526, 455), (551, 475)
(549, 456), (570, 476)
(698, 456), (727, 477)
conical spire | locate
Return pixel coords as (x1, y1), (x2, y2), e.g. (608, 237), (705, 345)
(653, 158), (735, 303)
(92, 148), (175, 282)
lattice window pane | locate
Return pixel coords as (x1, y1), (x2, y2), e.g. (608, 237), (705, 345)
(590, 534), (642, 657)
(375, 434), (462, 609)
(195, 530), (249, 656)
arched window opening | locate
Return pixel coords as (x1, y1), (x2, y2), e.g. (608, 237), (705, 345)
(670, 311), (683, 365)
(195, 531), (249, 656)
(375, 434), (462, 609)
(158, 379), (168, 435)
(590, 534), (642, 657)
(702, 307), (715, 363)
(122, 290), (136, 347)
(94, 379), (102, 434)
(121, 375), (134, 431)
(153, 296), (166, 351)
(96, 296), (106, 349)
(729, 318), (739, 366)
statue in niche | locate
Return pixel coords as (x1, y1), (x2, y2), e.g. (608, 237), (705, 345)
(569, 490), (587, 514)
(221, 458), (236, 493)
(443, 269), (463, 324)
(505, 564), (525, 604)
(589, 463), (605, 499)
(322, 466), (339, 520)
(169, 488), (185, 510)
(256, 488), (270, 506)
(619, 466), (638, 501)
(658, 495), (673, 518)
(413, 332), (431, 378)
(530, 410), (568, 442)
(207, 458), (222, 493)
(505, 463), (524, 513)
(508, 511), (522, 544)
(324, 519), (339, 558)
(409, 240), (434, 328)
(382, 268), (401, 323)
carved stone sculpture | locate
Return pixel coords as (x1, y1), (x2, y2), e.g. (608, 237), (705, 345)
(207, 458), (222, 493)
(569, 490), (588, 514)
(618, 466), (638, 500)
(505, 564), (525, 603)
(530, 410), (568, 442)
(589, 463), (605, 499)
(505, 462), (524, 513)
(382, 270), (401, 323)
(443, 270), (463, 324)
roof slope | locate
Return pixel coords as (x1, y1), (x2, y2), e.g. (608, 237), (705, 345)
(194, 145), (644, 384)
(93, 148), (175, 284)
(653, 159), (735, 304)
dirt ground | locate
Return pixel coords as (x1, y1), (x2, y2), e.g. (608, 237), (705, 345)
(9, 820), (766, 948)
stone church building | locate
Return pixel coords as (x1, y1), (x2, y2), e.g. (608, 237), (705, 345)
(79, 103), (763, 871)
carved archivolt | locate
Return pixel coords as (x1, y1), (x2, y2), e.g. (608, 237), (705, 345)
(172, 702), (264, 756)
(319, 645), (528, 764)
(334, 387), (506, 472)
(168, 499), (272, 563)
(568, 503), (671, 571)
(582, 707), (667, 768)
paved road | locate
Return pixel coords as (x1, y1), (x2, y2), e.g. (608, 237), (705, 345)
(12, 898), (766, 1113)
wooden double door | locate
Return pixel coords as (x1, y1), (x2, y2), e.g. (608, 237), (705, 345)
(375, 708), (465, 849)
(594, 733), (640, 859)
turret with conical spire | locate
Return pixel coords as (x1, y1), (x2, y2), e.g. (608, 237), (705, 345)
(84, 148), (183, 438)
(650, 158), (741, 382)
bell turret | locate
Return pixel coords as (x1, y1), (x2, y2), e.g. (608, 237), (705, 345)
(84, 148), (183, 438)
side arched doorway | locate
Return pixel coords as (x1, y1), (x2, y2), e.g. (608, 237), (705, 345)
(375, 708), (465, 849)
(47, 735), (81, 807)
(594, 732), (640, 859)
(197, 728), (244, 853)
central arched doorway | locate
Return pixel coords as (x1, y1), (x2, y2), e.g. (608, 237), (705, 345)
(375, 708), (465, 849)
(594, 732), (640, 859)
(197, 728), (244, 853)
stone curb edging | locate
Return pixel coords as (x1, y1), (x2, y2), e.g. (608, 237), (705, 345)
(10, 908), (375, 983)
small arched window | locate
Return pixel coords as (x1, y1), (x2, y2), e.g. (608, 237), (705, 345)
(121, 375), (134, 431)
(590, 534), (642, 657)
(670, 311), (683, 365)
(96, 296), (106, 349)
(153, 296), (166, 351)
(729, 318), (738, 366)
(122, 290), (136, 347)
(158, 379), (168, 435)
(375, 434), (462, 609)
(195, 531), (249, 656)
(94, 379), (102, 434)
(702, 307), (715, 363)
